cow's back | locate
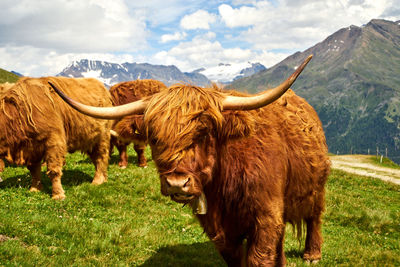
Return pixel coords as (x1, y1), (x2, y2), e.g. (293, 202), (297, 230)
(11, 77), (113, 154)
(110, 79), (166, 105)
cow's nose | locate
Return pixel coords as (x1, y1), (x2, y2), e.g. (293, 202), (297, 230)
(165, 177), (191, 190)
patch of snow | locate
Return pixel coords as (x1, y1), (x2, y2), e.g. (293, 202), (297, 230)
(81, 70), (112, 86)
(200, 62), (253, 83)
(81, 69), (101, 79)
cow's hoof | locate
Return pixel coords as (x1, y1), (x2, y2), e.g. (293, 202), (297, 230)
(29, 187), (41, 192)
(52, 194), (66, 200)
(119, 165), (127, 169)
(92, 179), (106, 185)
(305, 259), (320, 265)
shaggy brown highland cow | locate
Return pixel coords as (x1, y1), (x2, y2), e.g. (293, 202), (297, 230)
(50, 55), (330, 266)
(109, 79), (166, 168)
(0, 77), (112, 199)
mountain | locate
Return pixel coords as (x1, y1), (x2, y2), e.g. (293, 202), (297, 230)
(58, 59), (266, 87)
(198, 62), (266, 83)
(0, 68), (20, 83)
(58, 60), (211, 87)
(11, 71), (23, 77)
(229, 19), (400, 162)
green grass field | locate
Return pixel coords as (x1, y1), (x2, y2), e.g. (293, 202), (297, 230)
(0, 147), (399, 266)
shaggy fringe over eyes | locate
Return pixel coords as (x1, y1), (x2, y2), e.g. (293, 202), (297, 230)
(144, 84), (225, 165)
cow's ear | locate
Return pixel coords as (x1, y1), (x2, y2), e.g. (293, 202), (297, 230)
(220, 111), (256, 139)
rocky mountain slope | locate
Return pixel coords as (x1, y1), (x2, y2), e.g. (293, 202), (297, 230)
(230, 19), (400, 162)
(58, 59), (266, 87)
(58, 60), (211, 87)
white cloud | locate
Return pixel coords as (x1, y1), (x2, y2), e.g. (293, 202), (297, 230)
(0, 0), (147, 53)
(219, 3), (269, 28)
(180, 10), (217, 30)
(151, 33), (288, 72)
(219, 0), (398, 52)
(160, 32), (187, 43)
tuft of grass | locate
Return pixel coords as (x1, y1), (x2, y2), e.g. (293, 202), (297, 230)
(0, 148), (399, 266)
(369, 156), (400, 169)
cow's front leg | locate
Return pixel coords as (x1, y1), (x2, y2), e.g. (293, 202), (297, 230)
(46, 162), (65, 200)
(115, 141), (128, 169)
(89, 135), (110, 185)
(28, 162), (43, 192)
(45, 137), (66, 200)
(247, 222), (285, 267)
(217, 240), (245, 267)
(134, 143), (147, 167)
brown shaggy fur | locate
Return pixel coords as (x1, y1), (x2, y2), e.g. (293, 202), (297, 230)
(0, 82), (14, 177)
(142, 84), (330, 266)
(109, 79), (166, 168)
(0, 77), (113, 199)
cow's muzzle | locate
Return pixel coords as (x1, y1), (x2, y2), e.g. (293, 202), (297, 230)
(161, 174), (207, 214)
(163, 176), (195, 203)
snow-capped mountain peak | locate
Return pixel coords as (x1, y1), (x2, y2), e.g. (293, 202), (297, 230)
(58, 59), (266, 87)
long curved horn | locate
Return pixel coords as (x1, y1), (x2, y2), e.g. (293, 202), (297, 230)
(110, 129), (119, 137)
(48, 82), (146, 119)
(222, 55), (312, 110)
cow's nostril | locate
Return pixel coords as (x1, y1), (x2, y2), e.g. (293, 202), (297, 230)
(165, 178), (171, 188)
(183, 177), (191, 188)
(165, 176), (191, 189)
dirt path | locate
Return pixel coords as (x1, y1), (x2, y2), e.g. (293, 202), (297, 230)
(330, 155), (400, 185)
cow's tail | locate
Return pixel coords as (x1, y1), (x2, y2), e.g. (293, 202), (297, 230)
(289, 220), (306, 245)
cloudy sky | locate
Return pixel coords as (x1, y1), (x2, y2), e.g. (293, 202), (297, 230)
(0, 0), (399, 76)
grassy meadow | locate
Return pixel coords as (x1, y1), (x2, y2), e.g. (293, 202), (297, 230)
(0, 147), (399, 266)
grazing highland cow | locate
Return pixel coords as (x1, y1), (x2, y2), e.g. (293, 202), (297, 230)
(0, 77), (112, 199)
(109, 79), (167, 168)
(50, 55), (330, 265)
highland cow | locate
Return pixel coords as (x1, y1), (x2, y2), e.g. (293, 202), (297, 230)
(109, 79), (166, 168)
(50, 55), (330, 266)
(0, 77), (112, 199)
